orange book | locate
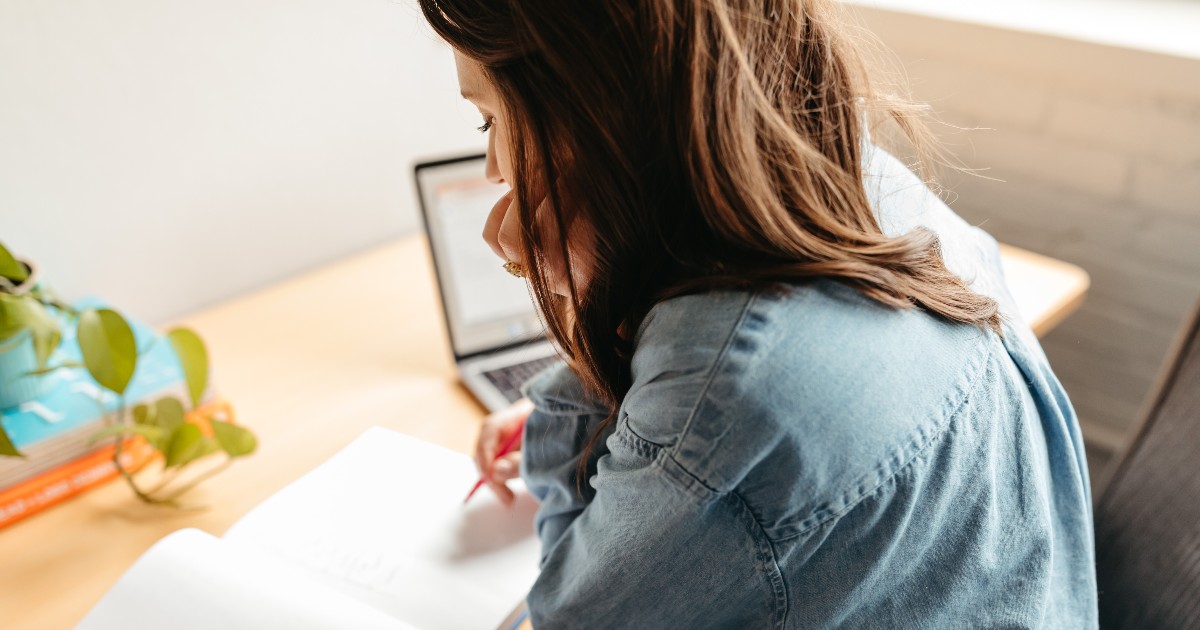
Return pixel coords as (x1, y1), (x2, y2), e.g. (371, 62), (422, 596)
(0, 437), (156, 529)
(0, 398), (236, 529)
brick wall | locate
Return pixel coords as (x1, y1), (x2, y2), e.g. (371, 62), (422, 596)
(854, 8), (1200, 453)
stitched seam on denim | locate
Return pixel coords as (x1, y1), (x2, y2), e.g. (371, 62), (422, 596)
(532, 391), (607, 416)
(619, 411), (668, 451)
(731, 490), (789, 628)
(653, 451), (725, 502)
(670, 291), (759, 490)
(614, 415), (720, 502)
(771, 338), (995, 542)
(613, 418), (660, 461)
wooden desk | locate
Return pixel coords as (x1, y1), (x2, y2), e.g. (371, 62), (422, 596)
(999, 244), (1090, 338)
(0, 236), (1087, 629)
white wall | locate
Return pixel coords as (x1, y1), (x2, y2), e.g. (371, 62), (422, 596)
(0, 0), (485, 324)
(851, 6), (1200, 452)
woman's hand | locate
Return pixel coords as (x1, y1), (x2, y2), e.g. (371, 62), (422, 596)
(474, 397), (535, 506)
(483, 189), (524, 264)
(484, 186), (594, 298)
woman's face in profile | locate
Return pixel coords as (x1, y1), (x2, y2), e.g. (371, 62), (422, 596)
(454, 53), (512, 188)
(455, 52), (527, 277)
(453, 52), (593, 298)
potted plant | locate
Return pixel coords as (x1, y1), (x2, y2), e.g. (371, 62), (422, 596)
(0, 241), (256, 507)
(0, 242), (61, 451)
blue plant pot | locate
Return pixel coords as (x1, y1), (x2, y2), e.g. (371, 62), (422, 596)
(0, 330), (56, 410)
(0, 258), (58, 411)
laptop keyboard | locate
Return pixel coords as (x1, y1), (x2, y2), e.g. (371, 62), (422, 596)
(482, 355), (561, 404)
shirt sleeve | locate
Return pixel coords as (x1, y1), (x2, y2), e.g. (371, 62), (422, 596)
(520, 366), (778, 627)
(519, 362), (613, 561)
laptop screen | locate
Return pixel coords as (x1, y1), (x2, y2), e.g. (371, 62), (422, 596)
(415, 155), (546, 359)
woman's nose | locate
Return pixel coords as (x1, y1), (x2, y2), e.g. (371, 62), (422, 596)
(485, 130), (504, 184)
(485, 160), (504, 185)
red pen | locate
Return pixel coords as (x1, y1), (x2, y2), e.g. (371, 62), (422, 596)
(464, 417), (526, 504)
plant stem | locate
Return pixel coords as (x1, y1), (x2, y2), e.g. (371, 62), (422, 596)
(144, 466), (184, 495)
(32, 287), (77, 317)
(107, 396), (234, 508)
(108, 397), (183, 506)
(109, 397), (151, 502)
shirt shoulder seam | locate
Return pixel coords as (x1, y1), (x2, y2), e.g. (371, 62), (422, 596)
(668, 290), (760, 481)
(729, 489), (791, 628)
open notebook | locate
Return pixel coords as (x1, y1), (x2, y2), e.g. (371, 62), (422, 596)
(77, 428), (541, 630)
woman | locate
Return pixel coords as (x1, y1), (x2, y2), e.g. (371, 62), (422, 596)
(421, 0), (1097, 627)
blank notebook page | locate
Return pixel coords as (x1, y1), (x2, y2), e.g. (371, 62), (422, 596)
(77, 528), (420, 630)
(224, 428), (542, 629)
(80, 428), (541, 630)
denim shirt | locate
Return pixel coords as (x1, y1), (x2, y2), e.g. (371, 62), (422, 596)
(518, 145), (1098, 628)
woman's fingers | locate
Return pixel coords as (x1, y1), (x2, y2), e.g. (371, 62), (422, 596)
(482, 184), (594, 300)
(473, 398), (534, 489)
(495, 197), (524, 262)
(482, 190), (513, 260)
(491, 452), (522, 482)
(483, 189), (523, 264)
(473, 419), (500, 480)
(483, 399), (530, 464)
(487, 474), (516, 506)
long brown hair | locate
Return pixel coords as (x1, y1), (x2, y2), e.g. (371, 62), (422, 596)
(421, 0), (1001, 483)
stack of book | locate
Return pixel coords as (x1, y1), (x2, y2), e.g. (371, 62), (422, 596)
(0, 300), (227, 529)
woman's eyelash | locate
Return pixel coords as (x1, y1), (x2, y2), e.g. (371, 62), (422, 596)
(476, 118), (493, 133)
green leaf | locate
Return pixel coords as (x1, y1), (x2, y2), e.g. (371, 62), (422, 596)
(153, 397), (186, 434)
(166, 328), (208, 409)
(196, 436), (220, 459)
(0, 243), (29, 283)
(164, 423), (207, 468)
(30, 325), (62, 372)
(0, 425), (24, 458)
(0, 294), (62, 369)
(87, 423), (165, 448)
(130, 398), (186, 452)
(78, 308), (138, 396)
(132, 403), (153, 426)
(210, 419), (257, 458)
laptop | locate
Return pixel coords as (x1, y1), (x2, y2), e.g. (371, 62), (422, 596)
(414, 154), (562, 412)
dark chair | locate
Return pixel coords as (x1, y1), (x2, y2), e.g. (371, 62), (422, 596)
(1094, 298), (1200, 629)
